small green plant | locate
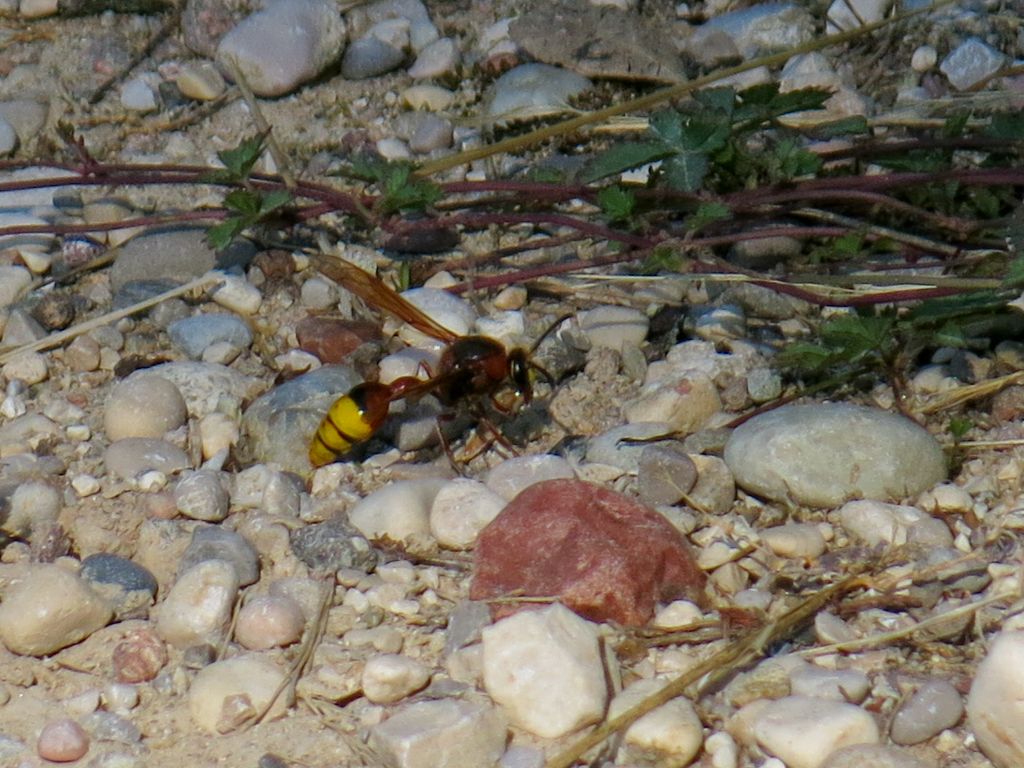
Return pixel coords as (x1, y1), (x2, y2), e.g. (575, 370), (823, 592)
(583, 84), (832, 192)
(203, 133), (293, 250)
(342, 156), (442, 214)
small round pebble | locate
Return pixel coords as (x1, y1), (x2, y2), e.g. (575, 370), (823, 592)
(891, 678), (963, 745)
(37, 718), (89, 763)
(429, 478), (506, 549)
(235, 595), (306, 650)
(911, 45), (937, 73)
(761, 523), (826, 559)
(361, 653), (431, 704)
(105, 375), (187, 440)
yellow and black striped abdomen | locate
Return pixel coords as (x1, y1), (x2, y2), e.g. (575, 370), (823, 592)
(309, 383), (392, 468)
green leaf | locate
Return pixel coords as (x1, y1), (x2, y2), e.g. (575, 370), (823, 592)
(637, 243), (684, 274)
(819, 314), (895, 360)
(770, 138), (822, 180)
(693, 87), (735, 118)
(597, 185), (636, 223)
(767, 87), (832, 116)
(776, 340), (837, 373)
(223, 188), (261, 215)
(661, 152), (710, 192)
(942, 111), (971, 138)
(582, 141), (673, 183)
(206, 219), (246, 251)
(375, 163), (442, 213)
(687, 201), (731, 230)
(259, 188), (292, 215)
(213, 134), (266, 181)
(650, 110), (685, 144)
(932, 320), (968, 348)
(948, 416), (972, 440)
(986, 112), (1024, 140)
(1004, 255), (1024, 289)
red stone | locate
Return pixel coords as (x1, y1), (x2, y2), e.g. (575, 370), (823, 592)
(296, 317), (380, 363)
(113, 628), (168, 683)
(470, 479), (707, 626)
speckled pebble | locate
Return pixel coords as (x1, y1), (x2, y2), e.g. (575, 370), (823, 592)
(104, 438), (190, 481)
(362, 653), (431, 703)
(0, 564), (113, 656)
(37, 718), (89, 763)
(290, 516), (379, 573)
(429, 478), (506, 550)
(174, 470), (230, 522)
(235, 595), (306, 650)
(105, 375), (187, 441)
(154, 560), (239, 649)
(112, 628), (167, 683)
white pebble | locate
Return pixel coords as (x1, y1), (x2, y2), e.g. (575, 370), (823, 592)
(484, 454), (575, 500)
(120, 77), (158, 112)
(189, 655), (289, 732)
(398, 288), (476, 345)
(728, 695), (879, 768)
(408, 36), (460, 79)
(918, 482), (973, 515)
(348, 478), (448, 544)
(212, 274), (263, 315)
(482, 604), (606, 739)
(967, 629), (1024, 766)
(625, 373), (722, 435)
(789, 664), (870, 703)
(1, 350), (47, 385)
(104, 375), (188, 441)
(761, 523), (826, 559)
(0, 565), (113, 656)
(429, 479), (506, 549)
(362, 654), (431, 703)
(153, 560), (239, 648)
(299, 276), (337, 309)
(103, 682), (140, 713)
(199, 412), (240, 460)
(71, 474), (101, 497)
(579, 304), (648, 350)
(607, 678), (703, 765)
(839, 500), (952, 548)
(401, 84), (455, 111)
(911, 45), (937, 73)
(652, 600), (703, 630)
(369, 699), (507, 768)
(235, 595), (306, 650)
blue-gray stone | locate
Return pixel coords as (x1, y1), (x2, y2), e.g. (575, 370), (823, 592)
(80, 553), (158, 596)
(167, 313), (253, 359)
(290, 517), (378, 573)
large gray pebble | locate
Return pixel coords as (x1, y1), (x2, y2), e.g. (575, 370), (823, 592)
(485, 63), (591, 121)
(724, 404), (945, 508)
(821, 744), (933, 768)
(216, 0), (347, 97)
(890, 678), (962, 745)
(685, 4), (814, 64)
(104, 375), (187, 441)
(167, 313), (253, 359)
(0, 565), (112, 656)
(369, 699), (507, 768)
(940, 37), (1006, 92)
(238, 364), (360, 474)
(104, 438), (190, 480)
(178, 525), (260, 586)
(109, 226), (252, 292)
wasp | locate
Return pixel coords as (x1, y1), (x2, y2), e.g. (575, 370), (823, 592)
(308, 254), (552, 468)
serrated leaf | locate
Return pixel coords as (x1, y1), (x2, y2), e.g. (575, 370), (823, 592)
(223, 189), (261, 216)
(767, 87), (832, 116)
(771, 138), (822, 180)
(597, 185), (636, 223)
(736, 82), (780, 107)
(776, 341), (836, 372)
(650, 110), (685, 144)
(661, 152), (710, 192)
(215, 134), (266, 180)
(582, 141), (673, 183)
(637, 244), (684, 274)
